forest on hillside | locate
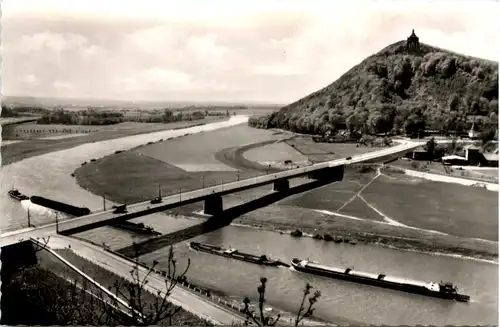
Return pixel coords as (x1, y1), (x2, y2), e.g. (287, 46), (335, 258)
(249, 42), (498, 142)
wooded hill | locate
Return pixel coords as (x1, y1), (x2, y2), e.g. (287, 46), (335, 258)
(249, 38), (498, 141)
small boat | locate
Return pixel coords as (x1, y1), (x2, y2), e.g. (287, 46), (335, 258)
(290, 258), (470, 302)
(8, 189), (30, 201)
(190, 242), (290, 267)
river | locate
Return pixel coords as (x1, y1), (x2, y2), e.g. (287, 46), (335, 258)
(0, 116), (497, 325)
(76, 214), (498, 326)
(0, 115), (248, 231)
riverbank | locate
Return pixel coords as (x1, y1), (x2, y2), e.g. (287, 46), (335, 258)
(148, 209), (497, 264)
(1, 118), (226, 165)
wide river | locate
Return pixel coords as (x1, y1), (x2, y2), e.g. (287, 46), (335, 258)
(0, 116), (497, 325)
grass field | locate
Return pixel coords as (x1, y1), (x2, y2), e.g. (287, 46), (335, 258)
(279, 165), (498, 241)
(1, 118), (225, 165)
(392, 159), (499, 183)
(362, 174), (498, 241)
(286, 138), (384, 163)
(76, 151), (263, 204)
(243, 142), (310, 168)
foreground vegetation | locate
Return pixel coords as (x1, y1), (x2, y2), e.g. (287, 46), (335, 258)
(250, 41), (498, 143)
(1, 239), (322, 326)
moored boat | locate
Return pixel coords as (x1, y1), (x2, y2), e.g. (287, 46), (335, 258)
(190, 242), (290, 267)
(290, 258), (470, 302)
(8, 189), (30, 201)
(30, 196), (91, 216)
(111, 221), (161, 236)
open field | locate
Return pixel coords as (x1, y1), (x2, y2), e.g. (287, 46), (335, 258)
(1, 118), (226, 165)
(392, 159), (499, 183)
(279, 165), (497, 241)
(362, 171), (498, 240)
(243, 142), (310, 168)
(286, 138), (386, 163)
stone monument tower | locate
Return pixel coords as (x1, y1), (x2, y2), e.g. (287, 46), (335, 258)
(406, 29), (420, 53)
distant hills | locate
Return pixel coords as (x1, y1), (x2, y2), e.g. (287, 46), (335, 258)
(250, 34), (498, 140)
(1, 95), (283, 111)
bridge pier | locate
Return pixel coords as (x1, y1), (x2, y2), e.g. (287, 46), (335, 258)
(273, 179), (290, 192)
(203, 195), (223, 215)
(308, 165), (344, 182)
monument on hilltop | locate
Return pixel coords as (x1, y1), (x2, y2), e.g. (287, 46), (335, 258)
(406, 29), (420, 53)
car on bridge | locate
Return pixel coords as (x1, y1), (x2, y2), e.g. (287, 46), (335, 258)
(150, 197), (162, 204)
(346, 156), (352, 160)
(112, 204), (128, 214)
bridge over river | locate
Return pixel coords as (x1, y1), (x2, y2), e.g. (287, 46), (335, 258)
(1, 139), (422, 248)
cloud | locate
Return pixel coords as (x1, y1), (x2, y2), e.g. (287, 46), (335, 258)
(1, 0), (498, 103)
(16, 32), (88, 54)
(19, 74), (40, 86)
(53, 80), (73, 91)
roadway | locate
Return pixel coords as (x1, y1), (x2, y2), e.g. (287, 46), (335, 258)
(1, 139), (423, 246)
(45, 234), (246, 325)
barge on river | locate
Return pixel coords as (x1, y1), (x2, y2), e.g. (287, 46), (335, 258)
(190, 242), (290, 268)
(8, 189), (30, 201)
(30, 196), (91, 217)
(291, 258), (470, 302)
(111, 221), (161, 236)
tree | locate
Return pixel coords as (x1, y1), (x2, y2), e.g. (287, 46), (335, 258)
(346, 113), (361, 133)
(242, 277), (321, 326)
(425, 137), (437, 159)
(448, 93), (461, 112)
(404, 114), (425, 136)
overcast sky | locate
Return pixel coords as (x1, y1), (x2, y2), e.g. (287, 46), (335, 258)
(2, 0), (499, 104)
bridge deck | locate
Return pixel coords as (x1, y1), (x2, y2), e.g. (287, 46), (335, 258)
(1, 140), (422, 246)
(57, 140), (418, 234)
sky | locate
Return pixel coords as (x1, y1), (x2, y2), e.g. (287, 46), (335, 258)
(1, 0), (499, 104)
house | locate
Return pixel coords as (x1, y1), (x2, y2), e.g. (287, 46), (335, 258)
(482, 153), (499, 167)
(442, 155), (468, 166)
(404, 146), (428, 160)
(463, 144), (483, 166)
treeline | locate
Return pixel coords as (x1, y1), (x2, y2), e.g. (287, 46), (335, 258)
(36, 108), (212, 125)
(1, 105), (50, 116)
(250, 100), (498, 142)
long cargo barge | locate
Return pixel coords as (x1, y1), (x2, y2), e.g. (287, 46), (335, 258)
(190, 242), (290, 268)
(111, 221), (161, 236)
(291, 258), (470, 302)
(30, 196), (91, 217)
